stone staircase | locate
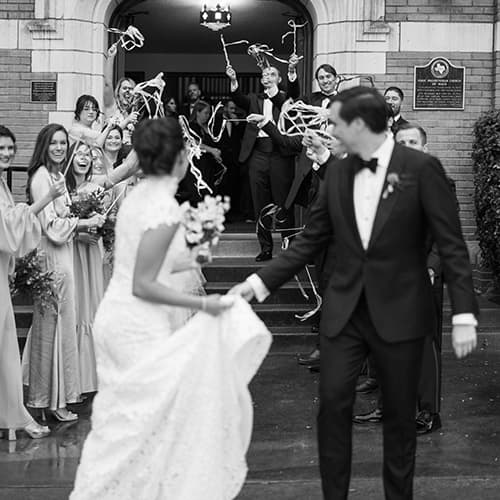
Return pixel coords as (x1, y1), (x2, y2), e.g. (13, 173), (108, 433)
(13, 226), (500, 346)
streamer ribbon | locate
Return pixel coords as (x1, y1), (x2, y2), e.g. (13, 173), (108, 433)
(131, 72), (165, 119)
(107, 25), (145, 51)
(220, 34), (249, 68)
(281, 19), (308, 58)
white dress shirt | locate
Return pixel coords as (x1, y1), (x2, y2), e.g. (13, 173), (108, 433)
(246, 135), (477, 327)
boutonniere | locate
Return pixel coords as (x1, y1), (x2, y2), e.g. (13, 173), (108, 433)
(382, 172), (401, 199)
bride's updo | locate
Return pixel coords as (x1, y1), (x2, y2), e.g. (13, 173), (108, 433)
(132, 117), (184, 176)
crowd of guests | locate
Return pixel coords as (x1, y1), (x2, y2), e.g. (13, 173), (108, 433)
(0, 42), (454, 443)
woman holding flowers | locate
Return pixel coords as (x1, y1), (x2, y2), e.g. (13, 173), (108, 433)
(66, 142), (107, 394)
(22, 124), (105, 422)
(0, 125), (66, 440)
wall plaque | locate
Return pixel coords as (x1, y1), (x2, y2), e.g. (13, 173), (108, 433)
(31, 81), (57, 103)
(413, 57), (465, 110)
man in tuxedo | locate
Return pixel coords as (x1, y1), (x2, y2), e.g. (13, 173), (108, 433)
(384, 86), (408, 135)
(230, 86), (478, 500)
(180, 82), (207, 120)
(226, 61), (300, 261)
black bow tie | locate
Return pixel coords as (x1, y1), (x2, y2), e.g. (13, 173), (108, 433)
(355, 157), (378, 173)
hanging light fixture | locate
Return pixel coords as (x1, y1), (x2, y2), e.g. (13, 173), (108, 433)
(200, 4), (232, 31)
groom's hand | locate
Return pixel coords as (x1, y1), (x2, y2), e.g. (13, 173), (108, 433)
(452, 324), (477, 358)
(228, 281), (255, 302)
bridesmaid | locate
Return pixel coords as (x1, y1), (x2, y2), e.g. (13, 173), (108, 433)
(0, 125), (65, 440)
(66, 142), (105, 394)
(22, 124), (105, 422)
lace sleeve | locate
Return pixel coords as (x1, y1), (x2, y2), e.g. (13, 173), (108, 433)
(142, 197), (182, 232)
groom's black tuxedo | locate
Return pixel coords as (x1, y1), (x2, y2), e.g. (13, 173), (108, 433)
(255, 143), (478, 499)
(257, 144), (478, 340)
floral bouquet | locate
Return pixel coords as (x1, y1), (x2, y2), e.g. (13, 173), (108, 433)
(182, 195), (230, 263)
(9, 249), (59, 314)
(69, 189), (116, 253)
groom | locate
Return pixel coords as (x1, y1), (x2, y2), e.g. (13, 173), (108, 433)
(230, 86), (478, 499)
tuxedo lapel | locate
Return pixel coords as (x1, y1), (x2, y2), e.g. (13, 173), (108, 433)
(368, 145), (404, 250)
(339, 158), (363, 249)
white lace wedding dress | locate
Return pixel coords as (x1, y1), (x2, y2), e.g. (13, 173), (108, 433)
(70, 175), (272, 500)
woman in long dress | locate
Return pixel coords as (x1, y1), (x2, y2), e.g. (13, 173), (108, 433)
(22, 124), (105, 422)
(66, 142), (106, 394)
(0, 125), (66, 440)
(70, 117), (271, 499)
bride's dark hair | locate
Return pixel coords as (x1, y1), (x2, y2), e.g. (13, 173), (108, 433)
(132, 118), (184, 176)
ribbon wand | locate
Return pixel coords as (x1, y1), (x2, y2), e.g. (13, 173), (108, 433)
(219, 35), (249, 68)
(281, 19), (308, 59)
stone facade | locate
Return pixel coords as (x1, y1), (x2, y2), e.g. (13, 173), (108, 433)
(0, 0), (499, 255)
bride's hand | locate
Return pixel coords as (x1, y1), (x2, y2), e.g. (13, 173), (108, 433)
(202, 294), (234, 316)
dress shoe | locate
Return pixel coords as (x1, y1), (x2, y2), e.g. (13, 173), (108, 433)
(355, 377), (378, 394)
(416, 411), (442, 435)
(353, 407), (383, 424)
(297, 348), (320, 366)
(255, 251), (272, 262)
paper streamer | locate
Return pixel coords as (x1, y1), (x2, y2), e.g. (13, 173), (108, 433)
(207, 101), (226, 143)
(178, 115), (213, 195)
(107, 25), (145, 51)
(281, 19), (308, 58)
(247, 43), (290, 69)
(131, 72), (165, 120)
(220, 34), (249, 68)
(277, 100), (333, 140)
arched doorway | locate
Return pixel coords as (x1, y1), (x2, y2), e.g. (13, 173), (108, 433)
(106, 0), (314, 106)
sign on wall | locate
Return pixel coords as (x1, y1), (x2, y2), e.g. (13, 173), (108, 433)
(413, 57), (465, 110)
(31, 81), (57, 103)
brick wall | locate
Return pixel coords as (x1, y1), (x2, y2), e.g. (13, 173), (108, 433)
(386, 0), (495, 22)
(0, 48), (56, 199)
(373, 51), (493, 242)
(0, 0), (34, 19)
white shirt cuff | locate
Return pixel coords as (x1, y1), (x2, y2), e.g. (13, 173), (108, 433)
(230, 81), (238, 92)
(258, 118), (271, 129)
(288, 72), (297, 82)
(451, 313), (478, 327)
(246, 273), (270, 303)
(317, 149), (331, 165)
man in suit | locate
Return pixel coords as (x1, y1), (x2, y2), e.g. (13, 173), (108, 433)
(180, 81), (207, 120)
(384, 86), (408, 135)
(354, 123), (454, 433)
(230, 87), (478, 499)
(226, 61), (300, 261)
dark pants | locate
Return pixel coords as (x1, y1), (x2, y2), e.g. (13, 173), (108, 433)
(248, 140), (294, 253)
(318, 293), (425, 500)
(418, 280), (443, 413)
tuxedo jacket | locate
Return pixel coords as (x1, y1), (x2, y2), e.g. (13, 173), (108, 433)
(257, 144), (478, 343)
(391, 115), (409, 135)
(261, 121), (328, 209)
(231, 77), (299, 163)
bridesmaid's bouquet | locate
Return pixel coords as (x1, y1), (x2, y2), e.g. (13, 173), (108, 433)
(182, 195), (230, 263)
(69, 189), (116, 253)
(9, 249), (59, 313)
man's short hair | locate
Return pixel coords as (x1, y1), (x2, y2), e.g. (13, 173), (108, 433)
(332, 86), (388, 134)
(315, 64), (338, 80)
(384, 86), (404, 101)
(396, 122), (427, 145)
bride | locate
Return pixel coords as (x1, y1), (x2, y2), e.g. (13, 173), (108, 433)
(70, 117), (271, 500)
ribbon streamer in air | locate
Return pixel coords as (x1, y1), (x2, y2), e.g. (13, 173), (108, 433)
(281, 19), (308, 58)
(277, 100), (333, 140)
(178, 115), (213, 195)
(107, 25), (145, 51)
(247, 43), (289, 70)
(131, 72), (165, 120)
(220, 34), (249, 68)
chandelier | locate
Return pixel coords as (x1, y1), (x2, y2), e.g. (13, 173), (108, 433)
(200, 4), (232, 32)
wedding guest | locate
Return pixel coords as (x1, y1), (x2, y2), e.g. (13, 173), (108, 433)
(181, 81), (205, 120)
(68, 94), (113, 149)
(164, 94), (178, 118)
(0, 125), (65, 440)
(177, 101), (222, 205)
(309, 63), (340, 107)
(103, 44), (139, 145)
(226, 61), (299, 261)
(23, 124), (105, 422)
(384, 86), (409, 135)
(66, 142), (106, 395)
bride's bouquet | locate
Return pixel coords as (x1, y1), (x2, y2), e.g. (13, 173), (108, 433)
(182, 195), (230, 263)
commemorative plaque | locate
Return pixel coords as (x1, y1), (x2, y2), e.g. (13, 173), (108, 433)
(31, 81), (57, 103)
(413, 57), (465, 110)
